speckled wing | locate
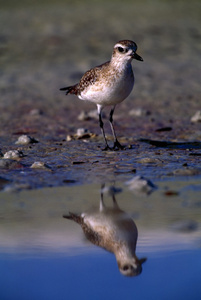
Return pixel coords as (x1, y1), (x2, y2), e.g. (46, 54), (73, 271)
(77, 61), (110, 94)
(60, 61), (110, 96)
(63, 213), (102, 246)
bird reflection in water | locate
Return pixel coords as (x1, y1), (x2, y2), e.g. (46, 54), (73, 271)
(63, 185), (146, 277)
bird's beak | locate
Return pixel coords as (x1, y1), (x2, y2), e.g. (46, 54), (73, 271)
(132, 52), (143, 61)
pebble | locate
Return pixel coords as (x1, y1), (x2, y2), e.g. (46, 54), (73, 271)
(191, 111), (201, 123)
(129, 108), (144, 117)
(66, 135), (74, 141)
(125, 175), (157, 195)
(138, 157), (162, 164)
(3, 150), (24, 160)
(77, 111), (91, 121)
(29, 108), (43, 116)
(15, 135), (39, 145)
(30, 161), (51, 169)
(76, 128), (93, 139)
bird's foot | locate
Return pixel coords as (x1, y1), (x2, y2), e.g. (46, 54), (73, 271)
(101, 144), (112, 151)
(112, 140), (126, 151)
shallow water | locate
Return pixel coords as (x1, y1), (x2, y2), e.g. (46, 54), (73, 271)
(1, 181), (201, 299)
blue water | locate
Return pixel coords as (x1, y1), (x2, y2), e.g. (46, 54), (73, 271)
(1, 248), (201, 300)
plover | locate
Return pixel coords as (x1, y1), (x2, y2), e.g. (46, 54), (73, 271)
(60, 40), (143, 150)
(63, 185), (146, 276)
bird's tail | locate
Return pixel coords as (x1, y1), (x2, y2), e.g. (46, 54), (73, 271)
(63, 212), (83, 224)
(60, 84), (78, 95)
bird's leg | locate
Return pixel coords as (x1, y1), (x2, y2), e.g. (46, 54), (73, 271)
(109, 106), (125, 150)
(97, 105), (111, 150)
(100, 183), (106, 211)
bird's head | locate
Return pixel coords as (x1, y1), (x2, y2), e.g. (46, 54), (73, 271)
(112, 40), (143, 63)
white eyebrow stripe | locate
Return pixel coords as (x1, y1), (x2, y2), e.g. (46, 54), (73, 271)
(114, 43), (126, 48)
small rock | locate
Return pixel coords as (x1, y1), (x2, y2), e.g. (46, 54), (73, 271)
(15, 135), (38, 145)
(138, 157), (162, 164)
(77, 111), (91, 121)
(66, 134), (74, 141)
(3, 150), (24, 160)
(191, 111), (201, 123)
(125, 175), (157, 195)
(29, 108), (43, 116)
(129, 108), (144, 117)
(30, 161), (51, 169)
(76, 128), (91, 139)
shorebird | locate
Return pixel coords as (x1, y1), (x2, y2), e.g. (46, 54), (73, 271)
(63, 185), (146, 276)
(60, 40), (143, 150)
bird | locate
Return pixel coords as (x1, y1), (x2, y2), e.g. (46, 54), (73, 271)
(63, 184), (146, 276)
(60, 40), (143, 150)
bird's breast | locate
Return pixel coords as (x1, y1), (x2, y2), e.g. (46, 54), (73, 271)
(79, 64), (134, 106)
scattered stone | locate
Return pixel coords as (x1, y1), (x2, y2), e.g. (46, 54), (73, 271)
(129, 108), (144, 117)
(30, 161), (51, 169)
(76, 128), (92, 139)
(3, 150), (24, 160)
(66, 128), (96, 141)
(66, 134), (74, 142)
(29, 108), (43, 116)
(125, 175), (157, 195)
(191, 111), (201, 123)
(77, 111), (91, 121)
(170, 220), (198, 233)
(15, 135), (39, 145)
(138, 157), (162, 164)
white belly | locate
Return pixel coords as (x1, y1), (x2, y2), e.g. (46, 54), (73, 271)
(79, 70), (134, 106)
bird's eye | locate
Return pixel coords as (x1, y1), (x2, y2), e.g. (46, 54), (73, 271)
(122, 265), (129, 271)
(118, 47), (124, 53)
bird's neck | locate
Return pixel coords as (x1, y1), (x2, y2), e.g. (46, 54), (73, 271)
(110, 57), (132, 73)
